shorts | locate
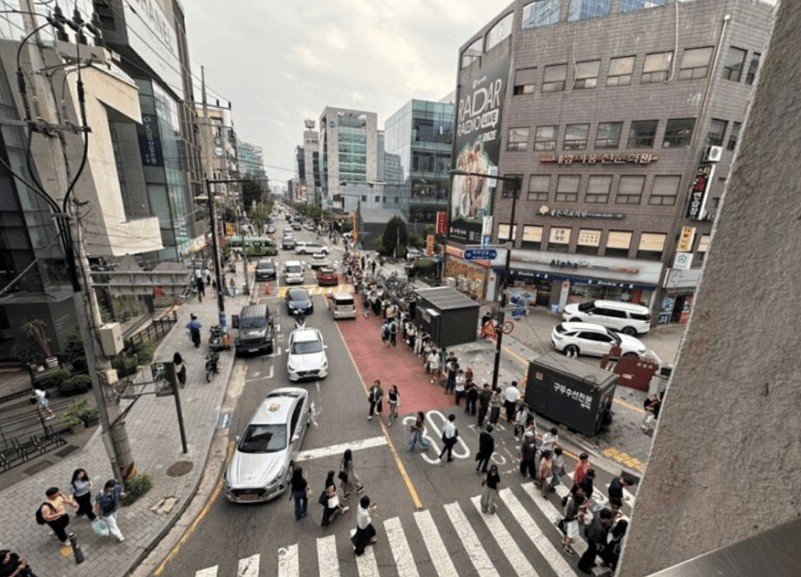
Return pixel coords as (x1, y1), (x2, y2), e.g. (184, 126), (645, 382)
(566, 520), (580, 539)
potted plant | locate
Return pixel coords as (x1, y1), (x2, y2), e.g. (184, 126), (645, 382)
(63, 400), (100, 428)
(62, 403), (84, 430)
(21, 318), (58, 369)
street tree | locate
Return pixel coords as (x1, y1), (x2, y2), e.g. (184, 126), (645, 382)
(241, 176), (263, 211)
(381, 216), (408, 258)
(249, 202), (271, 233)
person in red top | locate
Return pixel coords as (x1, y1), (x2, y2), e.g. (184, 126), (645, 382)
(573, 453), (590, 487)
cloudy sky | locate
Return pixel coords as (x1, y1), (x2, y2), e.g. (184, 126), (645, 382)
(184, 0), (508, 187)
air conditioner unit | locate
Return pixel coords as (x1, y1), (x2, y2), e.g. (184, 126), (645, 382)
(703, 145), (723, 162)
(98, 323), (124, 356)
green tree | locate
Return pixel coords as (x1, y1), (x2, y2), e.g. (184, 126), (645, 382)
(241, 176), (263, 211)
(381, 216), (408, 258)
(249, 202), (271, 233)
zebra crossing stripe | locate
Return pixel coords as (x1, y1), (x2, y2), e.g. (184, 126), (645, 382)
(523, 483), (588, 558)
(499, 488), (578, 577)
(350, 529), (380, 577)
(237, 554), (260, 577)
(195, 567), (218, 577)
(470, 496), (539, 577)
(443, 502), (500, 577)
(278, 544), (299, 577)
(316, 535), (341, 577)
(384, 516), (420, 577)
(413, 510), (459, 577)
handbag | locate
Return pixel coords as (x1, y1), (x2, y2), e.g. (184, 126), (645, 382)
(318, 491), (328, 506)
(338, 470), (349, 483)
(377, 400), (383, 413)
(92, 519), (110, 537)
(556, 518), (567, 535)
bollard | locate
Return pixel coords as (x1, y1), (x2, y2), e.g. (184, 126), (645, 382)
(68, 532), (85, 564)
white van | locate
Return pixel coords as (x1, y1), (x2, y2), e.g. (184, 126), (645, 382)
(328, 292), (356, 320)
(562, 300), (652, 335)
(283, 260), (304, 285)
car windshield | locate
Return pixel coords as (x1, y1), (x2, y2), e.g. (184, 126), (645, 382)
(578, 302), (594, 312)
(257, 262), (273, 270)
(291, 339), (323, 354)
(238, 424), (286, 453)
(286, 265), (302, 274)
(335, 297), (354, 306)
(240, 316), (267, 330)
(288, 289), (309, 301)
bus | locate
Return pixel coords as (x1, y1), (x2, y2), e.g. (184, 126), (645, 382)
(227, 236), (278, 257)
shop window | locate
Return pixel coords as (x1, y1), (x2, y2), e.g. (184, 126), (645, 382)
(662, 118), (695, 148)
(649, 175), (680, 206)
(485, 12), (514, 52)
(727, 122), (741, 151)
(514, 67), (537, 95)
(706, 118), (727, 147)
(548, 226), (571, 253)
(498, 223), (518, 242)
(637, 232), (666, 260)
(607, 56), (635, 86)
(522, 0), (561, 29)
(543, 64), (567, 93)
(641, 51), (673, 83)
(576, 229), (601, 255)
(534, 125), (558, 150)
(522, 225), (543, 250)
(564, 124), (589, 150)
(574, 60), (600, 89)
(605, 230), (631, 258)
(461, 38), (483, 69)
(722, 46), (747, 82)
(586, 175), (611, 203)
(556, 175), (580, 202)
(745, 53), (761, 85)
(615, 175), (644, 204)
(595, 122), (623, 149)
(568, 0), (611, 21)
(507, 128), (530, 151)
(678, 47), (714, 80)
(619, 0), (666, 12)
(627, 119), (658, 148)
(528, 175), (550, 202)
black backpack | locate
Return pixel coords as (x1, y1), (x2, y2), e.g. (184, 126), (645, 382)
(318, 491), (328, 507)
(35, 502), (54, 525)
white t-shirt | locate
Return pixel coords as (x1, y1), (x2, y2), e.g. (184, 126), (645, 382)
(357, 504), (372, 530)
(504, 386), (521, 404)
(443, 420), (457, 439)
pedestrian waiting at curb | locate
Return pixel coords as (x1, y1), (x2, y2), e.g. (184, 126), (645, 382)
(38, 487), (76, 545)
(351, 495), (378, 556)
(407, 411), (430, 452)
(480, 464), (501, 514)
(339, 449), (365, 498)
(503, 381), (521, 423)
(489, 387), (502, 425)
(69, 469), (96, 521)
(520, 430), (538, 478)
(94, 479), (126, 543)
(289, 468), (309, 521)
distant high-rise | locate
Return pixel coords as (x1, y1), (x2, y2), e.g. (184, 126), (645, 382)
(237, 141), (266, 179)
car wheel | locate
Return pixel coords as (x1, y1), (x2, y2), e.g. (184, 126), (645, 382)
(621, 326), (637, 336)
(564, 345), (579, 358)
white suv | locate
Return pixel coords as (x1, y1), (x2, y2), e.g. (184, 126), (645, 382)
(562, 300), (651, 335)
(283, 261), (304, 285)
(551, 322), (647, 358)
(295, 242), (329, 256)
(287, 328), (329, 381)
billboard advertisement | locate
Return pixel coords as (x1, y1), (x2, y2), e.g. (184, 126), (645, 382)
(449, 54), (510, 243)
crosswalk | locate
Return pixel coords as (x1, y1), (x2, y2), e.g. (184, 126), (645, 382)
(193, 480), (632, 577)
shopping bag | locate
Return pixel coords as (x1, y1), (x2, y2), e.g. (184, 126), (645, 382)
(92, 519), (110, 537)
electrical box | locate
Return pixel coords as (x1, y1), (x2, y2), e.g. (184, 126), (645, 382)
(98, 323), (124, 356)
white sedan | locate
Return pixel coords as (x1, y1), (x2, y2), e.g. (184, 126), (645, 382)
(550, 322), (647, 358)
(287, 327), (329, 381)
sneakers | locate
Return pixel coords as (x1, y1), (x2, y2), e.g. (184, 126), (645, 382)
(562, 544), (576, 556)
(117, 536), (125, 543)
(367, 415), (372, 420)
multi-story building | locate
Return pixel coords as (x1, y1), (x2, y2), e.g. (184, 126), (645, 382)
(237, 141), (266, 179)
(384, 99), (455, 231)
(447, 0), (773, 320)
(196, 103), (238, 188)
(294, 120), (321, 207)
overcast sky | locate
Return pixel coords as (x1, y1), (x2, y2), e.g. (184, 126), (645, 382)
(184, 0), (508, 187)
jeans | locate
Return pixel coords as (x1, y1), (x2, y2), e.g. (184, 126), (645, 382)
(292, 490), (308, 520)
(407, 430), (430, 451)
(387, 404), (398, 426)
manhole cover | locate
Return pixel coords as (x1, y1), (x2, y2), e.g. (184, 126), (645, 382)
(166, 460), (194, 477)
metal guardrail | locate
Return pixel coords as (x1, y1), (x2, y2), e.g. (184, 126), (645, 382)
(123, 311), (178, 354)
(0, 398), (77, 473)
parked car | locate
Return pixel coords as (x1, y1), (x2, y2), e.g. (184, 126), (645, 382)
(550, 322), (647, 358)
(233, 303), (274, 355)
(316, 267), (338, 286)
(285, 287), (313, 316)
(283, 261), (304, 285)
(254, 259), (276, 281)
(282, 238), (296, 250)
(295, 243), (329, 256)
(287, 327), (328, 381)
(562, 300), (652, 335)
(328, 292), (356, 320)
(223, 387), (311, 503)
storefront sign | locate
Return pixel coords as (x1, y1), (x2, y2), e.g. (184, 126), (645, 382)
(539, 153), (658, 166)
(550, 258), (589, 270)
(677, 226), (696, 252)
(539, 206), (625, 220)
(426, 234), (435, 257)
(435, 211), (448, 235)
(663, 267), (702, 289)
(673, 252), (693, 270)
(138, 114), (163, 166)
(481, 216), (493, 245)
(444, 244), (464, 258)
(686, 164), (715, 219)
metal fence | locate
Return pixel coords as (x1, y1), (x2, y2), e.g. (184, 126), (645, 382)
(0, 399), (78, 473)
(123, 311), (178, 354)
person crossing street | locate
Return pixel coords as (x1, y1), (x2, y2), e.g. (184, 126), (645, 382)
(437, 413), (458, 464)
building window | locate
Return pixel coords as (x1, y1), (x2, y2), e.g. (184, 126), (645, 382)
(637, 232), (666, 260)
(361, 195), (367, 202)
(574, 60), (601, 89)
(556, 175), (580, 202)
(497, 223), (518, 242)
(627, 119), (658, 148)
(679, 46), (714, 80)
(394, 198), (399, 204)
(568, 0), (611, 22)
(745, 53), (760, 85)
(485, 13), (514, 51)
(461, 38), (483, 69)
(697, 234), (711, 253)
(501, 175), (523, 199)
(595, 122), (623, 149)
(522, 225), (543, 250)
(722, 46), (747, 82)
(619, 0), (666, 12)
(727, 122), (741, 151)
(605, 230), (631, 258)
(534, 125), (558, 151)
(642, 51), (673, 83)
(564, 124), (589, 150)
(522, 0), (561, 29)
(662, 118), (695, 148)
(528, 175), (550, 202)
(507, 128), (530, 151)
(649, 175), (680, 206)
(576, 229), (601, 255)
(616, 175), (644, 204)
(706, 119), (728, 147)
(548, 226), (571, 252)
(375, 195), (381, 203)
(514, 67), (537, 95)
(543, 64), (567, 93)
(586, 175), (611, 203)
(607, 56), (635, 86)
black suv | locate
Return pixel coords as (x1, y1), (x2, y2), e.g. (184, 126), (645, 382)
(233, 303), (274, 355)
(254, 259), (276, 281)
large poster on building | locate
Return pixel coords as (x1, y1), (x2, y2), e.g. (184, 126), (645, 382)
(449, 54), (510, 244)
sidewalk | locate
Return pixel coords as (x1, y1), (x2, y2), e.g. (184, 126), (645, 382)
(0, 270), (251, 577)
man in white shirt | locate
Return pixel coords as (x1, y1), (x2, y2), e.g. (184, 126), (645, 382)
(503, 381), (521, 423)
(437, 413), (458, 464)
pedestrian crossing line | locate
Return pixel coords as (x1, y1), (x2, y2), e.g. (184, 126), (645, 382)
(413, 510), (459, 577)
(277, 545), (299, 577)
(237, 554), (260, 577)
(470, 496), (539, 577)
(316, 535), (341, 577)
(523, 483), (589, 559)
(350, 529), (380, 577)
(499, 488), (579, 577)
(384, 516), (420, 577)
(443, 502), (501, 577)
(195, 567), (218, 577)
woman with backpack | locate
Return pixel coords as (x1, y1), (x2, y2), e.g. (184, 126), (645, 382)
(37, 487), (76, 545)
(70, 469), (96, 521)
(339, 449), (364, 498)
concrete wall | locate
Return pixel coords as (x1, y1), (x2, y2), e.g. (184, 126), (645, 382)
(616, 1), (796, 575)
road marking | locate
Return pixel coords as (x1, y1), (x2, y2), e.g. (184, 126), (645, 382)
(316, 535), (340, 577)
(350, 529), (380, 576)
(384, 516), (420, 577)
(237, 554), (260, 577)
(247, 364), (274, 381)
(499, 488), (578, 577)
(470, 496), (538, 576)
(413, 510), (459, 577)
(296, 436), (388, 462)
(601, 447), (646, 473)
(277, 545), (299, 577)
(444, 502), (500, 577)
(195, 567), (218, 577)
(613, 397), (646, 414)
(522, 483), (588, 558)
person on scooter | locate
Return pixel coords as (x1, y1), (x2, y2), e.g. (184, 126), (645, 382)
(186, 314), (202, 348)
(295, 313), (306, 329)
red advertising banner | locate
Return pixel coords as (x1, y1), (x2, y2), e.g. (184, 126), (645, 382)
(435, 211), (448, 235)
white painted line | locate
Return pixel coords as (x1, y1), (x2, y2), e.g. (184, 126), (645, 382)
(195, 567), (218, 577)
(523, 483), (588, 558)
(413, 510), (459, 577)
(443, 502), (500, 577)
(350, 529), (380, 577)
(277, 545), (299, 577)
(499, 488), (578, 577)
(384, 516), (420, 577)
(237, 554), (260, 577)
(296, 436), (388, 462)
(470, 496), (539, 577)
(316, 535), (341, 577)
